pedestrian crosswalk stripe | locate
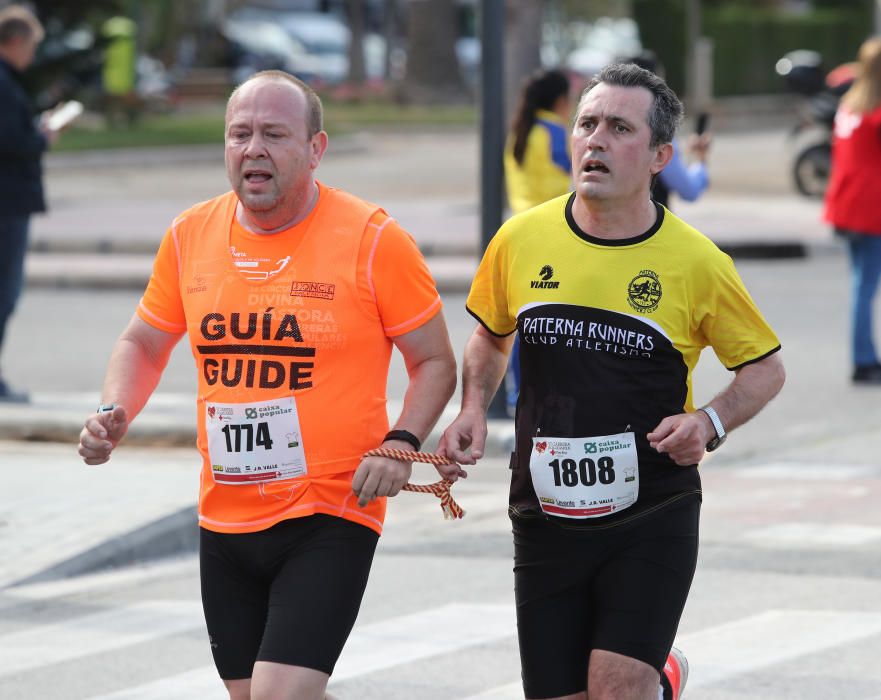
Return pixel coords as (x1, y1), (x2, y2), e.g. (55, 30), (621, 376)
(741, 522), (881, 549)
(681, 610), (881, 688)
(731, 462), (881, 481)
(89, 602), (515, 699)
(460, 609), (881, 699)
(0, 600), (204, 677)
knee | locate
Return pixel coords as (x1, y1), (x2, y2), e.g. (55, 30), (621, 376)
(223, 679), (250, 700)
(587, 676), (653, 700)
(587, 654), (659, 700)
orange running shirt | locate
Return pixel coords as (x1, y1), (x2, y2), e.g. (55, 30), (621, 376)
(138, 183), (442, 535)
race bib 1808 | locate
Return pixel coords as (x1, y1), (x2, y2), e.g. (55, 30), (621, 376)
(529, 432), (638, 518)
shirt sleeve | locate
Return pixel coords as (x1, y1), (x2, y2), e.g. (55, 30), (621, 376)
(137, 225), (187, 334)
(658, 142), (709, 202)
(361, 212), (442, 337)
(465, 225), (516, 336)
(693, 251), (780, 370)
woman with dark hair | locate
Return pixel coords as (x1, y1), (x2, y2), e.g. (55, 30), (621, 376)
(502, 69), (572, 415)
(824, 36), (881, 384)
(504, 68), (572, 214)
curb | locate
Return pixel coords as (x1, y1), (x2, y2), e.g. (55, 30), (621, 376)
(0, 396), (516, 455)
(10, 506), (199, 587)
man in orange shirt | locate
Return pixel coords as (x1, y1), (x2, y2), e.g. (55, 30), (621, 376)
(78, 71), (457, 700)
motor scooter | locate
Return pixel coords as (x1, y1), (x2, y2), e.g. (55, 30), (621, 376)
(776, 50), (854, 198)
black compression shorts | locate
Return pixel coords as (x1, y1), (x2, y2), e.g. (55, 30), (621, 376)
(200, 514), (379, 680)
(513, 496), (700, 699)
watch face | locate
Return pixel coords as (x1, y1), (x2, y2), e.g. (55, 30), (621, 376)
(706, 435), (726, 452)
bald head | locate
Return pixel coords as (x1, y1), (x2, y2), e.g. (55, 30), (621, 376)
(227, 71), (323, 138)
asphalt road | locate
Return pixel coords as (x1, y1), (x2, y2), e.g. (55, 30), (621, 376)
(2, 441), (881, 700)
(3, 251), (881, 698)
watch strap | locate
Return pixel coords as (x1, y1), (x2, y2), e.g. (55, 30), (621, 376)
(698, 406), (725, 439)
(383, 429), (421, 452)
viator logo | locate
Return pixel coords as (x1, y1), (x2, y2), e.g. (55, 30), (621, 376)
(531, 264), (560, 289)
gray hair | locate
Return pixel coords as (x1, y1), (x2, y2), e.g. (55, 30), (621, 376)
(227, 70), (323, 138)
(0, 5), (44, 45)
(578, 63), (683, 147)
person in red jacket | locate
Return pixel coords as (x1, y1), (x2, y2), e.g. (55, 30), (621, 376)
(824, 37), (881, 384)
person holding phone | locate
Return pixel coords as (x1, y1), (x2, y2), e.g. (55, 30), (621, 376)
(626, 51), (711, 209)
(0, 5), (60, 402)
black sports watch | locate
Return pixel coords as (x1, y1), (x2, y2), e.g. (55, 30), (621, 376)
(698, 406), (726, 452)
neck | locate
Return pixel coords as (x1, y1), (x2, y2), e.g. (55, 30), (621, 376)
(0, 50), (19, 71)
(571, 192), (657, 240)
(238, 181), (319, 234)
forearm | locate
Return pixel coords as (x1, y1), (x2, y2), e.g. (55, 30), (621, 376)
(391, 353), (457, 443)
(100, 334), (175, 421)
(460, 329), (512, 415)
(702, 354), (785, 432)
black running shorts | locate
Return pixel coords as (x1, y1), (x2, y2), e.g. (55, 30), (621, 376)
(513, 496), (700, 699)
(200, 514), (379, 680)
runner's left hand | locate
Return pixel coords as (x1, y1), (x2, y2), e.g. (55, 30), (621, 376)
(352, 449), (413, 507)
(647, 412), (714, 466)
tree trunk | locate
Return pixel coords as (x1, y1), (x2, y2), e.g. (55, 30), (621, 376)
(346, 0), (367, 85)
(403, 0), (466, 103)
(504, 0), (543, 121)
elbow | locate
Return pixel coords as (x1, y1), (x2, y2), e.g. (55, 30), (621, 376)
(441, 354), (458, 403)
(768, 355), (786, 399)
(775, 361), (787, 395)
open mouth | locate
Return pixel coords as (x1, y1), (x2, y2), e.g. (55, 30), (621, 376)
(584, 161), (610, 174)
(244, 170), (272, 183)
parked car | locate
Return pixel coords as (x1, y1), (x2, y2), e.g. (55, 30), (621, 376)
(221, 17), (322, 83)
(228, 8), (350, 84)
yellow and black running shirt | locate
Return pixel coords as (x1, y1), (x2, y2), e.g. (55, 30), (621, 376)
(467, 193), (781, 526)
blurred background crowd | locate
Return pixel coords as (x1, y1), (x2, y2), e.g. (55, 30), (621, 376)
(2, 0), (876, 165)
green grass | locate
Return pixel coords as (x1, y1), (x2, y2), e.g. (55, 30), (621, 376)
(53, 99), (477, 152)
(55, 112), (227, 152)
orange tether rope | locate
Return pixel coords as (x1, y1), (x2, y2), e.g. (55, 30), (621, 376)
(363, 448), (465, 520)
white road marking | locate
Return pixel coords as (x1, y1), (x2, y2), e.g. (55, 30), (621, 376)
(89, 602), (515, 700)
(681, 610), (881, 688)
(730, 462), (881, 481)
(461, 609), (881, 699)
(741, 522), (881, 549)
(0, 600), (204, 677)
(461, 681), (522, 699)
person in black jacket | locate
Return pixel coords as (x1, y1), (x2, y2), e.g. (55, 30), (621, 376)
(0, 5), (58, 402)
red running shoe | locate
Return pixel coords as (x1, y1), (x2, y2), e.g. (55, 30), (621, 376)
(664, 646), (689, 700)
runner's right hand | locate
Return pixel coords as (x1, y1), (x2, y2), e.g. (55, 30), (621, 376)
(437, 407), (487, 468)
(78, 405), (129, 465)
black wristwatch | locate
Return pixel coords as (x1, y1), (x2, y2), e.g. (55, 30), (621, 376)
(698, 406), (726, 451)
(383, 429), (421, 451)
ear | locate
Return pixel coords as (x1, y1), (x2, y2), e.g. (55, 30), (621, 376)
(310, 131), (329, 170)
(649, 142), (673, 175)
